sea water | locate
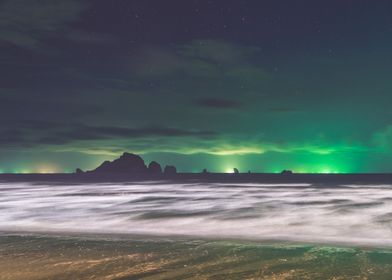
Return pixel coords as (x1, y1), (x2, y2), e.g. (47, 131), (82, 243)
(1, 181), (392, 247)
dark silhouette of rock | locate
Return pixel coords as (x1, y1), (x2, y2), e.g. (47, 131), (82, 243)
(164, 165), (177, 175)
(92, 152), (147, 174)
(233, 168), (239, 174)
(281, 170), (293, 175)
(202, 168), (209, 174)
(148, 161), (162, 174)
(75, 168), (84, 174)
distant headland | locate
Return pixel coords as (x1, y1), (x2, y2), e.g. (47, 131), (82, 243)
(76, 152), (179, 175)
(75, 152), (290, 176)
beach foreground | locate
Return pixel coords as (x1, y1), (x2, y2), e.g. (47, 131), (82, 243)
(1, 234), (392, 280)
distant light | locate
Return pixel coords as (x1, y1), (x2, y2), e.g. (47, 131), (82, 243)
(225, 168), (235, 173)
(319, 168), (337, 174)
(37, 169), (56, 174)
(36, 165), (58, 174)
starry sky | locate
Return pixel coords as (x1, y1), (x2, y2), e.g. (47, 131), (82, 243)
(2, 0), (392, 173)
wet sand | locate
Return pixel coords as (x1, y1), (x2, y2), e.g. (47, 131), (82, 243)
(1, 233), (392, 280)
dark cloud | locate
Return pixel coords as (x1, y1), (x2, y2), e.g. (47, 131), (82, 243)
(0, 39), (267, 133)
(196, 98), (242, 109)
(0, 95), (99, 122)
(0, 129), (26, 144)
(0, 120), (216, 148)
(268, 107), (300, 113)
(65, 30), (117, 45)
(128, 40), (265, 82)
(0, 0), (89, 50)
(51, 125), (216, 142)
(179, 40), (261, 64)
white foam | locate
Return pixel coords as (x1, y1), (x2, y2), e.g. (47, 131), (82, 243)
(1, 182), (392, 246)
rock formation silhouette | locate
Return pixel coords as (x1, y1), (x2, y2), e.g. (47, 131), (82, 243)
(92, 152), (147, 174)
(148, 161), (162, 174)
(77, 152), (309, 178)
(76, 152), (180, 177)
(75, 168), (84, 174)
(164, 165), (177, 175)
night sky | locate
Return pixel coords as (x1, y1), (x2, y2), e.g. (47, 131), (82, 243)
(2, 0), (392, 173)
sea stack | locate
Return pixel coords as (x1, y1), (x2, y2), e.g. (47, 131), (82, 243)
(148, 161), (162, 174)
(75, 168), (84, 174)
(164, 165), (177, 175)
(91, 152), (148, 174)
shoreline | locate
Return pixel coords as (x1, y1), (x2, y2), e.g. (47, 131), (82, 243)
(1, 230), (391, 251)
(2, 231), (392, 279)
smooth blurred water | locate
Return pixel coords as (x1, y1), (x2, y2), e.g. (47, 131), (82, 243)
(1, 181), (392, 246)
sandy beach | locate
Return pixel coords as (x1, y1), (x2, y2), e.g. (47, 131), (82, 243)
(1, 233), (392, 280)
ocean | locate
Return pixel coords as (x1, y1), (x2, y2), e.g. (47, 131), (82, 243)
(1, 180), (392, 246)
(2, 179), (392, 279)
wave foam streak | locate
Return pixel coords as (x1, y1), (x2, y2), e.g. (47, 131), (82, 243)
(1, 182), (392, 246)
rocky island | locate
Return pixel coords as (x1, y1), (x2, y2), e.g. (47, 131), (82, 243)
(76, 152), (177, 176)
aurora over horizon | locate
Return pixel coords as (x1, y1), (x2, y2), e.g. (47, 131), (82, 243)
(2, 0), (392, 174)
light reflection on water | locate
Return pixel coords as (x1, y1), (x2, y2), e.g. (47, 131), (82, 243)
(1, 181), (392, 246)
